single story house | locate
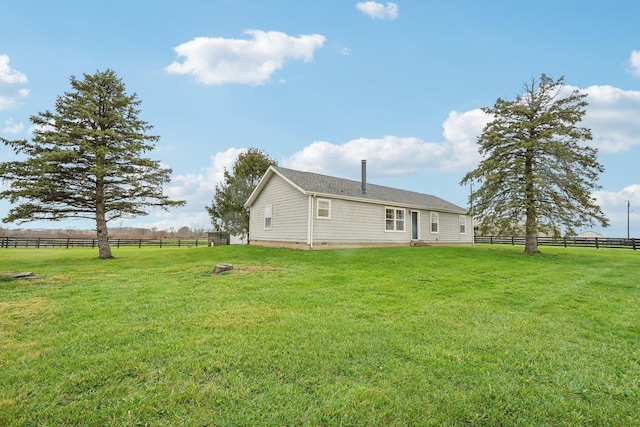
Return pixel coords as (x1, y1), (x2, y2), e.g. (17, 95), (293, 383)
(245, 161), (473, 249)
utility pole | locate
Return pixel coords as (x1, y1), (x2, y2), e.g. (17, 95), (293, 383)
(627, 200), (630, 240)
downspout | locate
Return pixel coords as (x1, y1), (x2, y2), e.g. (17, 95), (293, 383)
(308, 195), (314, 249)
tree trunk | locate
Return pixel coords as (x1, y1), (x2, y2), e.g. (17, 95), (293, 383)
(95, 176), (113, 259)
(524, 199), (539, 254)
(96, 215), (112, 259)
(525, 232), (538, 254)
(524, 146), (539, 254)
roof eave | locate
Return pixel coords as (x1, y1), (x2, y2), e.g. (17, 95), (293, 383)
(245, 166), (308, 207)
(308, 192), (468, 214)
(244, 166), (275, 207)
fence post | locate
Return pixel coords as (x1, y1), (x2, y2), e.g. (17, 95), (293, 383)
(634, 239), (637, 251)
(178, 239), (181, 248)
(595, 238), (599, 249)
(511, 236), (515, 246)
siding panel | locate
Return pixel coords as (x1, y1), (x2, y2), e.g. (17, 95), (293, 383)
(249, 174), (308, 243)
(418, 211), (473, 244)
(313, 198), (410, 243)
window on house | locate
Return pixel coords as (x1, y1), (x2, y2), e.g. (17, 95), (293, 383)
(459, 215), (466, 234)
(385, 207), (405, 232)
(431, 212), (439, 233)
(396, 209), (405, 231)
(317, 199), (331, 219)
(264, 205), (272, 230)
(386, 208), (394, 231)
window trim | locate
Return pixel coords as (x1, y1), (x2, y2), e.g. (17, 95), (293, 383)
(430, 211), (439, 234)
(264, 204), (272, 230)
(385, 207), (406, 232)
(459, 215), (467, 234)
(316, 198), (331, 219)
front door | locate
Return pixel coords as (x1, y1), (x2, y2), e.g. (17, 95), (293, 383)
(411, 211), (419, 240)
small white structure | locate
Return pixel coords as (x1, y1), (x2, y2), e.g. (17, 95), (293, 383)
(577, 230), (603, 240)
(245, 162), (473, 249)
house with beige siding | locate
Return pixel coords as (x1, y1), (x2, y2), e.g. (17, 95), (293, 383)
(245, 162), (473, 249)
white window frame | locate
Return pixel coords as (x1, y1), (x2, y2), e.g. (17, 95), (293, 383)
(430, 212), (439, 234)
(385, 207), (405, 232)
(385, 208), (394, 231)
(316, 198), (331, 219)
(459, 215), (467, 234)
(264, 205), (272, 230)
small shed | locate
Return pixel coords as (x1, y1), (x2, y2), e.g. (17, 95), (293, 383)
(207, 232), (230, 246)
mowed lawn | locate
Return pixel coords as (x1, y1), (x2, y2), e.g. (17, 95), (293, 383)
(1, 244), (638, 426)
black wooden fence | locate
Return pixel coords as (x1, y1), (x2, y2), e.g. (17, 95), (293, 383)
(475, 236), (639, 250)
(0, 237), (210, 249)
(3, 235), (638, 250)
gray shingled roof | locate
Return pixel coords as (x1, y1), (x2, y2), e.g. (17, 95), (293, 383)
(273, 166), (467, 213)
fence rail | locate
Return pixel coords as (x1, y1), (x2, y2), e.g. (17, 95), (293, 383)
(475, 236), (639, 250)
(3, 235), (638, 250)
(0, 237), (210, 249)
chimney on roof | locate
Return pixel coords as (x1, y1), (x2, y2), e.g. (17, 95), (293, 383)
(361, 159), (367, 195)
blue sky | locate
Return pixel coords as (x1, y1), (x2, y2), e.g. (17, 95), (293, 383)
(1, 1), (640, 237)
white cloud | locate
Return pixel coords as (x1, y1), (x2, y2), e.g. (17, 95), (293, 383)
(0, 54), (29, 110)
(579, 85), (640, 153)
(166, 30), (326, 86)
(1, 118), (24, 135)
(594, 184), (640, 207)
(283, 109), (488, 179)
(281, 82), (640, 178)
(628, 50), (640, 77)
(441, 109), (491, 168)
(356, 2), (399, 20)
(0, 55), (27, 84)
(165, 147), (242, 203)
(128, 148), (244, 230)
(336, 44), (350, 56)
(593, 185), (640, 237)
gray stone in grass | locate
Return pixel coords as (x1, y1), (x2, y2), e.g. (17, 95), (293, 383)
(0, 272), (35, 279)
(213, 263), (234, 274)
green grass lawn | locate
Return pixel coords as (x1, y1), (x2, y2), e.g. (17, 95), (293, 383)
(1, 245), (638, 426)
